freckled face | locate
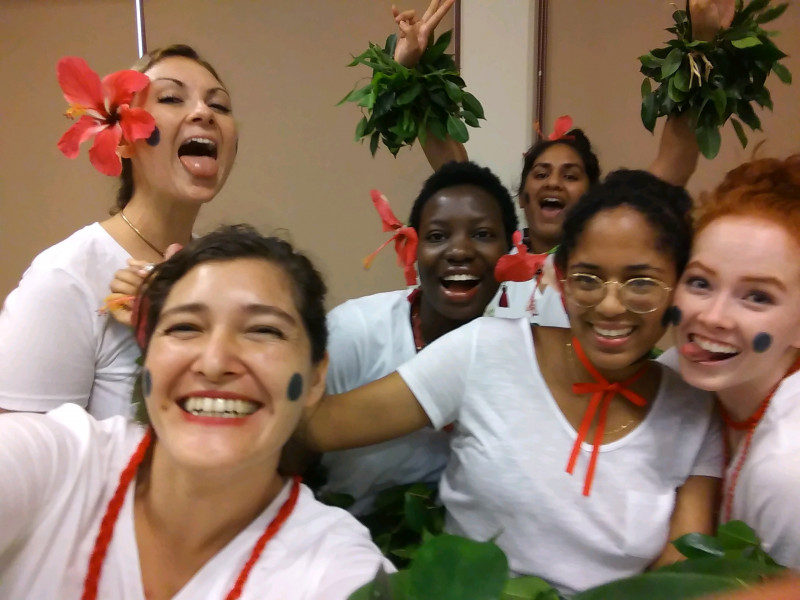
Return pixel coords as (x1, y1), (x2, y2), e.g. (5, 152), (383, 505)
(563, 207), (677, 374)
(416, 185), (509, 324)
(522, 144), (591, 252)
(675, 217), (800, 395)
(143, 258), (326, 476)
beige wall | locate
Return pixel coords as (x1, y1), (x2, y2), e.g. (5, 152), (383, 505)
(2, 1), (798, 308)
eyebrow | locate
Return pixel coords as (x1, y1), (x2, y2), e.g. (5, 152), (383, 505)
(159, 302), (298, 325)
(151, 77), (229, 96)
(570, 262), (666, 273)
(685, 260), (788, 291)
(533, 162), (585, 171)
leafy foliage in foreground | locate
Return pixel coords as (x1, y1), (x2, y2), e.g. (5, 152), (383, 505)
(639, 0), (792, 158)
(339, 31), (484, 157)
(349, 521), (785, 600)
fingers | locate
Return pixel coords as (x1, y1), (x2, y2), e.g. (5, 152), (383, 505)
(421, 0), (441, 21)
(426, 0), (456, 29)
(394, 8), (417, 24)
(164, 243), (183, 260)
(110, 267), (147, 296)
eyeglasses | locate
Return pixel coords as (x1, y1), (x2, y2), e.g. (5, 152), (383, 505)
(561, 273), (672, 314)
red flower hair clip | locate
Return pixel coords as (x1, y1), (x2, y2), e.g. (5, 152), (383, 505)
(532, 114), (575, 144)
(57, 57), (156, 176)
(494, 231), (548, 283)
(362, 189), (419, 286)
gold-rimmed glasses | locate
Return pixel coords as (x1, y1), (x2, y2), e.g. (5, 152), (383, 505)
(561, 273), (672, 314)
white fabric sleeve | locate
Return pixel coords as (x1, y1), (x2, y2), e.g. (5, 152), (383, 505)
(396, 323), (476, 429)
(0, 413), (76, 553)
(0, 267), (95, 411)
(325, 303), (369, 395)
(749, 457), (800, 568)
(310, 539), (395, 600)
(690, 410), (724, 478)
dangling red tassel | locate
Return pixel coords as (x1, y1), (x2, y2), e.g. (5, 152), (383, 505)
(499, 284), (509, 308)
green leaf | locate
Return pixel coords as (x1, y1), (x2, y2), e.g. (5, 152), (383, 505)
(462, 110), (480, 127)
(709, 87), (727, 118)
(674, 532), (726, 559)
(403, 493), (427, 534)
(673, 67), (690, 92)
(572, 572), (742, 600)
(408, 535), (508, 600)
(772, 61), (792, 83)
(354, 116), (369, 141)
(372, 91), (397, 119)
(384, 33), (398, 58)
(641, 92), (658, 133)
(717, 520), (761, 550)
(639, 52), (664, 69)
(444, 79), (464, 102)
(338, 84), (372, 106)
(668, 76), (687, 103)
(501, 576), (557, 600)
(640, 78), (652, 99)
(461, 92), (485, 120)
(731, 36), (763, 48)
(369, 131), (380, 156)
(740, 0), (771, 19)
(446, 114), (469, 143)
(696, 125), (722, 159)
(659, 556), (784, 581)
(731, 119), (748, 149)
(423, 29), (453, 64)
(348, 568), (410, 600)
(737, 101), (762, 130)
(756, 3), (788, 24)
(661, 48), (684, 79)
(396, 83), (422, 106)
(429, 116), (448, 141)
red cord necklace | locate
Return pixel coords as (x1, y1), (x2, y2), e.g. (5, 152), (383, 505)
(566, 337), (649, 496)
(720, 356), (800, 522)
(81, 430), (301, 600)
(408, 288), (425, 352)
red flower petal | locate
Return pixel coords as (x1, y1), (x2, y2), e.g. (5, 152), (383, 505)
(57, 115), (105, 158)
(57, 57), (104, 113)
(88, 125), (124, 176)
(370, 189), (403, 232)
(549, 115), (574, 141)
(118, 105), (156, 143)
(102, 70), (152, 110)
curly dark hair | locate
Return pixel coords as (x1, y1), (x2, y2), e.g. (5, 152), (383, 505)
(517, 129), (601, 203)
(554, 169), (693, 276)
(408, 161), (518, 250)
(134, 224), (327, 364)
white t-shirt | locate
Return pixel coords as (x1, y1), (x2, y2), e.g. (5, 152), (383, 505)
(322, 289), (450, 515)
(0, 405), (392, 600)
(724, 370), (800, 568)
(398, 317), (723, 595)
(0, 223), (140, 418)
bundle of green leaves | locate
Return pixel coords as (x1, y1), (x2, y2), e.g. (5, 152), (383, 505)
(349, 520), (786, 600)
(339, 30), (485, 157)
(639, 0), (792, 159)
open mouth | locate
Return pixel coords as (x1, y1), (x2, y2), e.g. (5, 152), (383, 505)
(441, 273), (481, 295)
(593, 325), (634, 339)
(179, 396), (260, 419)
(177, 137), (219, 177)
(538, 197), (565, 218)
(681, 334), (741, 362)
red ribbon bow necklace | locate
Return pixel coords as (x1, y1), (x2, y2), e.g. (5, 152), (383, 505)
(566, 337), (649, 496)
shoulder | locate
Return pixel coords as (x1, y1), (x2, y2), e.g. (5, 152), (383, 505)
(655, 363), (715, 420)
(328, 289), (411, 326)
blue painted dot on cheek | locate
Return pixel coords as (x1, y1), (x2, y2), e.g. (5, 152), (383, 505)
(752, 332), (772, 353)
(146, 126), (160, 146)
(142, 368), (152, 397)
(287, 373), (303, 402)
(661, 305), (682, 328)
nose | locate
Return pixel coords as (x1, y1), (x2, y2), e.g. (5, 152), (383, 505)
(544, 170), (564, 189)
(594, 282), (627, 317)
(444, 232), (475, 262)
(188, 98), (215, 125)
(193, 329), (243, 382)
(695, 294), (734, 330)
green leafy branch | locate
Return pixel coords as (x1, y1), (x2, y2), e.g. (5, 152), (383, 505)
(639, 0), (792, 159)
(349, 521), (786, 600)
(339, 31), (485, 157)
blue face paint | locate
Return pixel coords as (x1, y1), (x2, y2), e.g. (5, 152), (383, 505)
(287, 373), (303, 402)
(146, 126), (160, 146)
(142, 368), (152, 397)
(661, 305), (682, 328)
(753, 332), (772, 353)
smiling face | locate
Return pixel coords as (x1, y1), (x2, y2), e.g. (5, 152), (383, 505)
(522, 144), (591, 252)
(416, 184), (509, 327)
(143, 258), (326, 476)
(563, 206), (677, 374)
(675, 217), (800, 398)
(126, 56), (238, 205)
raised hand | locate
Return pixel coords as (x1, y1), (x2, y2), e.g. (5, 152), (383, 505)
(690, 0), (735, 41)
(392, 0), (456, 67)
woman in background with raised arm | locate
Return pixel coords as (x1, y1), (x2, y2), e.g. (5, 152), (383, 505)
(0, 45), (237, 418)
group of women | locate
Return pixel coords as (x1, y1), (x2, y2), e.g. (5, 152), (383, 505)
(1, 0), (799, 598)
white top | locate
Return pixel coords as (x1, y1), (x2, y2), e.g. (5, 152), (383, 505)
(322, 289), (450, 515)
(0, 223), (140, 418)
(398, 317), (723, 595)
(0, 405), (392, 600)
(724, 369), (800, 568)
(485, 254), (570, 327)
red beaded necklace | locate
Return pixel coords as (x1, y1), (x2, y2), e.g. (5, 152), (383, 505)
(719, 356), (800, 522)
(408, 288), (425, 352)
(81, 429), (301, 600)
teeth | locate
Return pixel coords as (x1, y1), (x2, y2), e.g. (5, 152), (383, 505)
(691, 335), (739, 355)
(540, 197), (564, 207)
(186, 137), (216, 148)
(594, 325), (634, 338)
(182, 397), (259, 418)
(443, 274), (479, 282)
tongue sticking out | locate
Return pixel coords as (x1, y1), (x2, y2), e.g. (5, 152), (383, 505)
(180, 155), (218, 178)
(679, 341), (736, 363)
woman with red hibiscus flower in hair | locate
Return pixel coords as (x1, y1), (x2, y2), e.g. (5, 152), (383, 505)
(0, 44), (238, 419)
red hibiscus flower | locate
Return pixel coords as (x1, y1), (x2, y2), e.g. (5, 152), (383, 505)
(56, 57), (156, 176)
(362, 189), (419, 286)
(494, 231), (548, 283)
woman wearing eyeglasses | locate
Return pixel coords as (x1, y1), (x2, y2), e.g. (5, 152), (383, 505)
(298, 169), (721, 596)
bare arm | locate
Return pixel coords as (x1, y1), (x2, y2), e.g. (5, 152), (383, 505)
(651, 475), (720, 569)
(297, 372), (431, 453)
